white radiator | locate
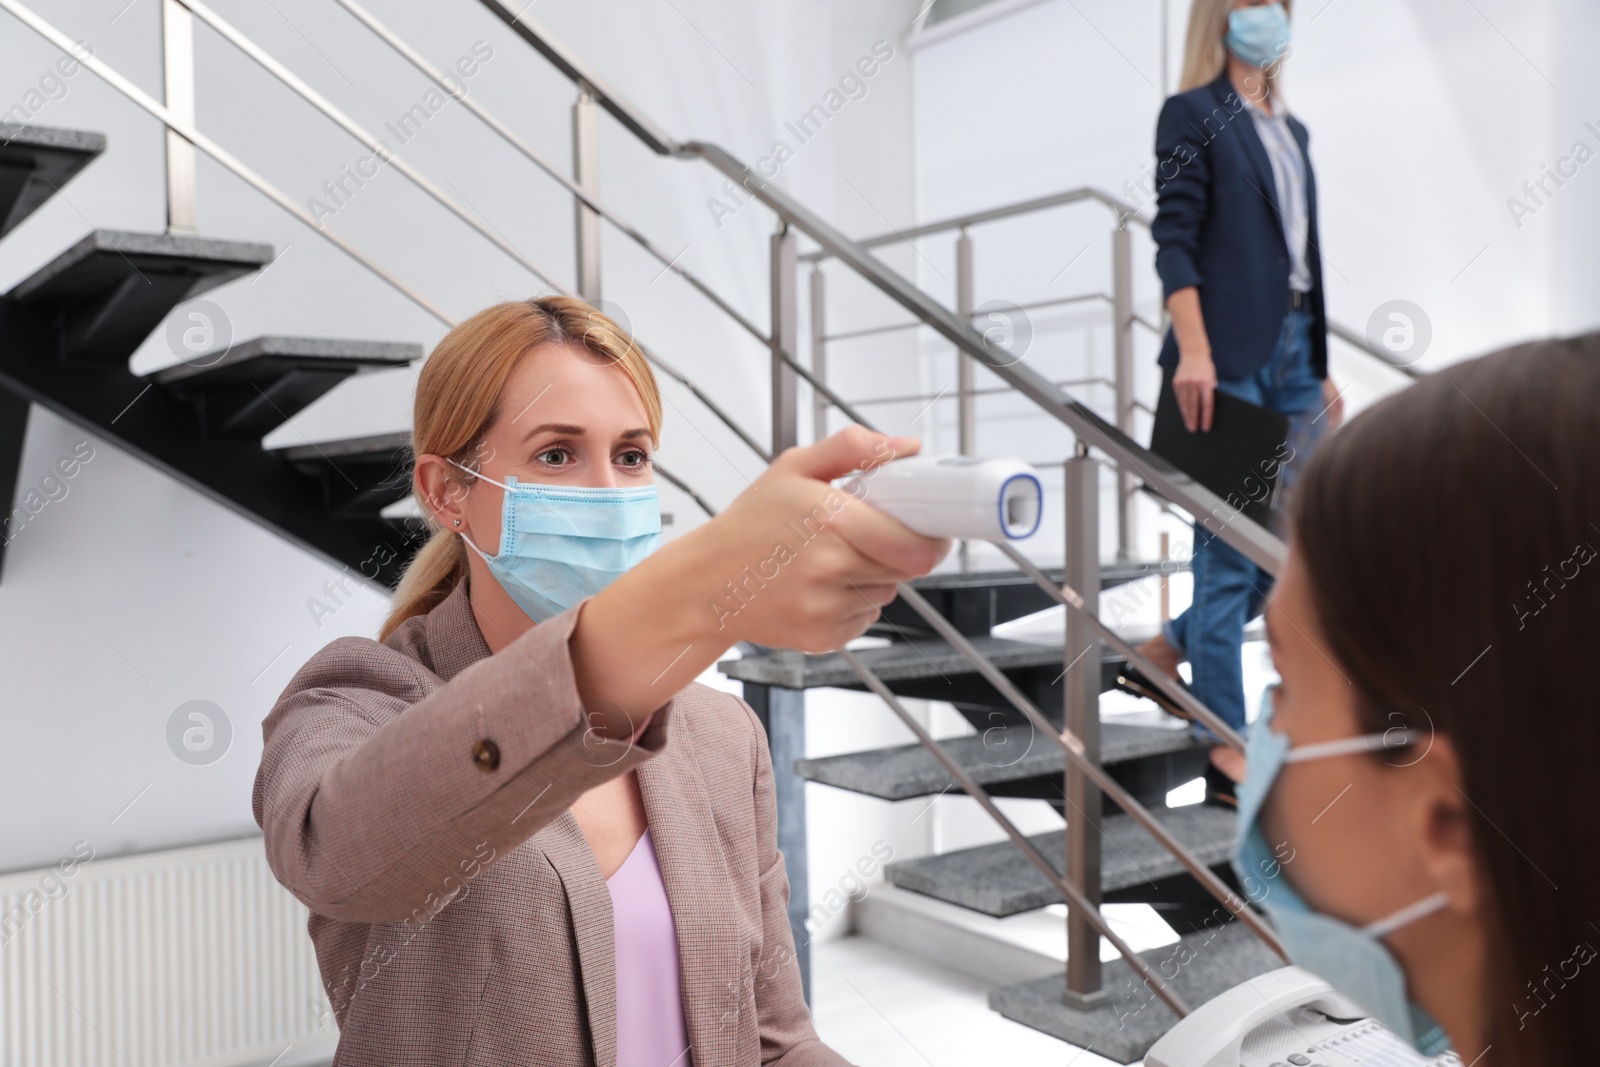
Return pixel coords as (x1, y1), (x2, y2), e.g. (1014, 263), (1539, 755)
(0, 836), (339, 1067)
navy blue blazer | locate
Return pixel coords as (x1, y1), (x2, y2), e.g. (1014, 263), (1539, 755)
(1152, 71), (1328, 382)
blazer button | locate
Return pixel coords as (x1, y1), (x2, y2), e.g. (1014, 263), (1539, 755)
(471, 739), (501, 772)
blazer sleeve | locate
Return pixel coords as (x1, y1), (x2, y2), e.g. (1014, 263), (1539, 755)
(740, 699), (855, 1067)
(251, 595), (674, 924)
(1151, 92), (1210, 298)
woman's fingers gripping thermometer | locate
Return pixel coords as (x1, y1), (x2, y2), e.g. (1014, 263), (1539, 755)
(840, 455), (1043, 541)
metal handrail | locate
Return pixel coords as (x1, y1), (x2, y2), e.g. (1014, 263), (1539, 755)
(825, 291), (1110, 345)
(842, 649), (1195, 1017)
(181, 0), (783, 471)
(477, 0), (1288, 573)
(327, 0), (772, 352)
(0, 0), (780, 475)
(892, 583), (1277, 947)
(802, 180), (1424, 380)
(1328, 319), (1423, 378)
(798, 186), (1146, 258)
(476, 0), (679, 155)
(0, 0), (462, 325)
(686, 140), (1288, 575)
(179, 0), (573, 293)
(847, 376), (1115, 409)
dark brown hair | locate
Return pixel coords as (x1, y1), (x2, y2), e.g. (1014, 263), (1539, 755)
(1290, 331), (1600, 1065)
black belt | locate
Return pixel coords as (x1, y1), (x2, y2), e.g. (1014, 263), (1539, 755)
(1288, 289), (1311, 311)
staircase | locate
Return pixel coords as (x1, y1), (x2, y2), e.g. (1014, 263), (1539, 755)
(721, 560), (1284, 1062)
(0, 127), (423, 586)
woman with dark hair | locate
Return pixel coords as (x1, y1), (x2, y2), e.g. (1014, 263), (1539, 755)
(1233, 331), (1600, 1063)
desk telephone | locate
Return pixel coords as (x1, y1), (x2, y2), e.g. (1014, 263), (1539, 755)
(1146, 967), (1461, 1067)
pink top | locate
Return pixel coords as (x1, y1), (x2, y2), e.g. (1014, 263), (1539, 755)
(606, 827), (692, 1067)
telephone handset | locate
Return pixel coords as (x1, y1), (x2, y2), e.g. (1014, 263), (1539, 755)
(1145, 967), (1462, 1067)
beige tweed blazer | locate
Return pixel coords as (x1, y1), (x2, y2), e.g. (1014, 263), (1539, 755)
(252, 577), (850, 1066)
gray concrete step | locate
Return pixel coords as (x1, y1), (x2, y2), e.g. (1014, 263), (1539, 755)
(0, 126), (104, 237)
(990, 920), (1283, 1063)
(10, 230), (273, 364)
(884, 803), (1237, 917)
(794, 719), (1202, 801)
(718, 633), (1123, 691)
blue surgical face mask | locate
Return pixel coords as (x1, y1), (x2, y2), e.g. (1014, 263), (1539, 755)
(1226, 2), (1292, 68)
(447, 458), (661, 622)
(1233, 690), (1453, 1056)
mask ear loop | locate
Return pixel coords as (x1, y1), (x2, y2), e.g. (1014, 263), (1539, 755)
(1363, 891), (1451, 939)
(444, 456), (505, 561)
(446, 457), (517, 493)
(1283, 730), (1423, 763)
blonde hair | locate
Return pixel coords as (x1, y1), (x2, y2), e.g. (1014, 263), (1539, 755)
(379, 295), (662, 641)
(1178, 0), (1292, 95)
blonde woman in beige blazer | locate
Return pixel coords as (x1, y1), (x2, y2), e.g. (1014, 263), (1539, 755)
(253, 296), (948, 1066)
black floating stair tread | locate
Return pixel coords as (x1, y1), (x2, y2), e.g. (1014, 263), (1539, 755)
(719, 635), (1118, 690)
(0, 126), (106, 237)
(879, 558), (1189, 638)
(151, 338), (422, 441)
(265, 431), (415, 518)
(152, 336), (420, 385)
(7, 230), (276, 366)
(11, 229), (274, 303)
(794, 720), (1203, 800)
(990, 922), (1283, 1063)
(885, 804), (1236, 917)
(267, 430), (412, 463)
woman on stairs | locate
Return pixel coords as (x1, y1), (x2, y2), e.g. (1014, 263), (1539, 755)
(1139, 0), (1343, 793)
(252, 296), (947, 1066)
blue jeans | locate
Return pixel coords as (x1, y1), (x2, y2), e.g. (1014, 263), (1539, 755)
(1161, 308), (1327, 738)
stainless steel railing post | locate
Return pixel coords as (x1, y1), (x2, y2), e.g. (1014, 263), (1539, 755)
(955, 228), (976, 458)
(161, 0), (197, 234)
(572, 86), (602, 303)
(771, 224), (800, 456)
(809, 266), (827, 444)
(1062, 444), (1106, 1007)
(1112, 223), (1136, 560)
(956, 228), (976, 571)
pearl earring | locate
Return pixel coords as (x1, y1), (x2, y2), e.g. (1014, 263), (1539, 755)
(453, 519), (461, 526)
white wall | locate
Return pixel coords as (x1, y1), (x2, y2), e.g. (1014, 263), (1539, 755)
(0, 0), (933, 905)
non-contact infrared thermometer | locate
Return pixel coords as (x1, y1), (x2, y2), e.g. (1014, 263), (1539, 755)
(841, 455), (1043, 541)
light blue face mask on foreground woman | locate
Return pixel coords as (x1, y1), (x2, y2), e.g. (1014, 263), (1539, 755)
(1234, 688), (1452, 1056)
(447, 457), (662, 622)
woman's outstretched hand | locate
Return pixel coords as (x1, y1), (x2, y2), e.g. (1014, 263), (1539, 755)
(708, 426), (951, 651)
(570, 426), (951, 733)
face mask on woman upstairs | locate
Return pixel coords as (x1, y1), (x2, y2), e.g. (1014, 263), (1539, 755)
(1233, 689), (1454, 1057)
(1226, 2), (1292, 68)
(448, 458), (662, 622)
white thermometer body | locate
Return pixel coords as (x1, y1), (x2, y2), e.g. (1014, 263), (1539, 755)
(841, 455), (1042, 541)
